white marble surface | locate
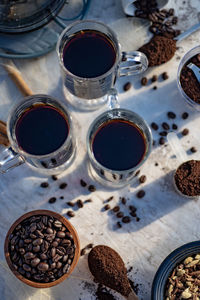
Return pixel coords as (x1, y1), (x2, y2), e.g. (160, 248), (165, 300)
(0, 0), (200, 299)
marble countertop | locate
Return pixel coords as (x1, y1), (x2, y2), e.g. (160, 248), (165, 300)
(0, 0), (200, 299)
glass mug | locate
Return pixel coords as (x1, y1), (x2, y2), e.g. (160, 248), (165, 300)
(57, 20), (148, 111)
(86, 89), (152, 188)
(0, 95), (76, 175)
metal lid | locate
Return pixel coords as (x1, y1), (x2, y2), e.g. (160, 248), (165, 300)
(0, 0), (66, 33)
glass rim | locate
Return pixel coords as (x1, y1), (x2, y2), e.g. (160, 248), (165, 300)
(86, 108), (152, 174)
(56, 19), (121, 81)
(7, 94), (73, 159)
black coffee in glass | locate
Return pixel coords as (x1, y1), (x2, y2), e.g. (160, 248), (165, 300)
(15, 104), (69, 155)
(92, 119), (146, 171)
(63, 30), (116, 78)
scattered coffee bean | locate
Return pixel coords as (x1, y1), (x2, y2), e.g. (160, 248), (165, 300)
(116, 212), (124, 218)
(159, 137), (165, 145)
(153, 86), (157, 90)
(141, 77), (148, 86)
(182, 112), (189, 119)
(66, 201), (75, 207)
(162, 122), (170, 130)
(67, 211), (75, 218)
(162, 72), (169, 80)
(136, 190), (145, 198)
(40, 182), (49, 188)
(129, 205), (137, 212)
(80, 179), (87, 187)
(59, 183), (67, 189)
(86, 243), (94, 249)
(151, 75), (158, 82)
(172, 123), (178, 130)
(84, 199), (92, 203)
(190, 147), (197, 153)
(182, 128), (189, 136)
(130, 211), (137, 217)
(88, 185), (96, 192)
(151, 122), (159, 131)
(113, 206), (120, 213)
(123, 82), (132, 91)
(77, 199), (84, 208)
(51, 175), (57, 181)
(139, 175), (147, 184)
(167, 111), (176, 119)
(60, 196), (64, 200)
(117, 222), (122, 228)
(81, 248), (87, 256)
(159, 131), (167, 136)
(122, 216), (131, 223)
(105, 196), (114, 203)
(121, 197), (126, 205)
(136, 217), (140, 222)
(104, 204), (110, 211)
(48, 197), (56, 204)
(155, 162), (159, 166)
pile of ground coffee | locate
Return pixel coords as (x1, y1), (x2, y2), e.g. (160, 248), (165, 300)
(180, 54), (200, 104)
(88, 245), (131, 297)
(174, 160), (200, 197)
(138, 35), (176, 67)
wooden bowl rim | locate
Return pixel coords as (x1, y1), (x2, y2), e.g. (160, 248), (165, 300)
(4, 209), (80, 288)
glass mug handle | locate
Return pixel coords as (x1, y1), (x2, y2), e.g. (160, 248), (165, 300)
(119, 51), (148, 76)
(0, 146), (25, 174)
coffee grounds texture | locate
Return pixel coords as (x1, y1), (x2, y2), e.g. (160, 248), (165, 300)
(138, 35), (176, 67)
(174, 160), (200, 197)
(88, 245), (131, 297)
(180, 54), (200, 104)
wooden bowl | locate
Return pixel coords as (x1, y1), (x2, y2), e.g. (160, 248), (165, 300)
(4, 209), (80, 288)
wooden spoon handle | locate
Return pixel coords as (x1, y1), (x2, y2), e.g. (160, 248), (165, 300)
(4, 64), (33, 97)
(0, 121), (9, 147)
(126, 290), (139, 300)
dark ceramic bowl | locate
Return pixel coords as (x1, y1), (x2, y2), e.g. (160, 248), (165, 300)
(151, 241), (200, 299)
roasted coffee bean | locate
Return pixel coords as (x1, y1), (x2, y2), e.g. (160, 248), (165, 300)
(33, 238), (43, 246)
(162, 122), (170, 130)
(137, 190), (146, 198)
(59, 182), (67, 189)
(168, 8), (174, 16)
(19, 248), (25, 255)
(61, 239), (71, 247)
(104, 204), (110, 211)
(117, 221), (122, 228)
(37, 262), (49, 272)
(84, 198), (92, 203)
(172, 123), (178, 130)
(57, 231), (65, 238)
(135, 170), (140, 177)
(162, 72), (169, 80)
(151, 75), (158, 82)
(52, 175), (58, 181)
(24, 239), (32, 244)
(80, 179), (87, 187)
(139, 175), (147, 184)
(153, 86), (157, 90)
(56, 262), (62, 269)
(52, 241), (59, 248)
(60, 196), (64, 200)
(77, 199), (84, 208)
(151, 122), (159, 130)
(67, 211), (75, 218)
(40, 182), (49, 188)
(63, 264), (70, 273)
(46, 228), (53, 234)
(51, 247), (56, 258)
(35, 230), (44, 238)
(113, 206), (120, 213)
(129, 205), (137, 212)
(23, 264), (31, 272)
(141, 77), (148, 86)
(116, 212), (124, 218)
(190, 147), (197, 153)
(67, 201), (75, 207)
(18, 267), (25, 275)
(24, 252), (35, 260)
(81, 248), (87, 256)
(159, 137), (165, 145)
(159, 131), (167, 136)
(33, 245), (40, 253)
(167, 111), (176, 119)
(122, 216), (131, 223)
(31, 258), (40, 267)
(123, 82), (132, 91)
(86, 243), (94, 249)
(182, 128), (189, 136)
(63, 255), (69, 262)
(48, 197), (56, 204)
(172, 16), (178, 24)
(53, 220), (62, 228)
(40, 253), (48, 260)
(150, 25), (157, 33)
(11, 236), (19, 245)
(136, 217), (140, 222)
(182, 112), (189, 119)
(130, 211), (137, 217)
(88, 185), (96, 192)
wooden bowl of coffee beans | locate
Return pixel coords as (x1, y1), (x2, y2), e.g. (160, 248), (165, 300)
(4, 210), (80, 288)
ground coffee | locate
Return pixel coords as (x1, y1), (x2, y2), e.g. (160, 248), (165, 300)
(180, 54), (200, 104)
(88, 245), (131, 297)
(138, 35), (176, 66)
(174, 160), (200, 197)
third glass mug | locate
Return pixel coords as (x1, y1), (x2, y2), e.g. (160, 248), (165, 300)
(57, 20), (148, 110)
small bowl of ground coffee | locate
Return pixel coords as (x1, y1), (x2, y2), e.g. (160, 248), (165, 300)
(178, 45), (200, 110)
(151, 241), (200, 300)
(4, 210), (80, 288)
(174, 160), (200, 199)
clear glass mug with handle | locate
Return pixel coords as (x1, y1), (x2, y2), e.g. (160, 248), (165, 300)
(57, 20), (148, 111)
(0, 94), (76, 175)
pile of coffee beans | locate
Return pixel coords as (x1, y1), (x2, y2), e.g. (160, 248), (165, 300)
(8, 214), (76, 283)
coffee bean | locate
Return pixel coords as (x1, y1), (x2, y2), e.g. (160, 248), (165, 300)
(88, 185), (96, 192)
(80, 179), (87, 187)
(86, 243), (94, 249)
(48, 197), (56, 204)
(19, 248), (25, 255)
(168, 8), (175, 16)
(113, 206), (120, 213)
(40, 182), (49, 188)
(57, 231), (65, 238)
(159, 131), (167, 136)
(139, 175), (147, 184)
(33, 245), (40, 253)
(33, 238), (43, 246)
(151, 75), (158, 82)
(116, 212), (124, 218)
(77, 199), (84, 208)
(137, 190), (145, 198)
(60, 196), (64, 200)
(63, 264), (70, 274)
(117, 222), (122, 228)
(159, 137), (165, 145)
(172, 16), (178, 24)
(23, 264), (31, 272)
(167, 111), (176, 119)
(129, 205), (137, 212)
(182, 112), (189, 119)
(141, 77), (148, 86)
(84, 198), (92, 203)
(37, 262), (49, 272)
(162, 122), (170, 130)
(24, 252), (35, 260)
(53, 220), (62, 228)
(182, 128), (189, 136)
(66, 201), (74, 207)
(136, 217), (140, 222)
(31, 258), (40, 267)
(104, 204), (110, 211)
(162, 72), (169, 80)
(151, 122), (159, 130)
(52, 175), (58, 181)
(172, 123), (178, 130)
(81, 248), (87, 256)
(121, 197), (126, 205)
(59, 182), (67, 189)
(122, 216), (131, 223)
(67, 211), (75, 218)
(130, 211), (137, 217)
(153, 86), (157, 90)
(123, 82), (132, 91)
